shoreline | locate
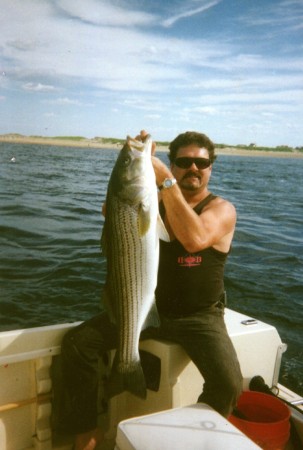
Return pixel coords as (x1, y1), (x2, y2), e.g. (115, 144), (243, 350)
(1, 135), (302, 158)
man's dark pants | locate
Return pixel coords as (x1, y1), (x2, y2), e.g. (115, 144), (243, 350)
(59, 304), (243, 434)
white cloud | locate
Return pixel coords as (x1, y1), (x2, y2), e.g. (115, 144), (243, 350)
(193, 73), (303, 91)
(144, 114), (162, 120)
(56, 0), (156, 27)
(50, 97), (81, 105)
(2, 0), (300, 99)
(121, 98), (166, 113)
(0, 0), (302, 146)
(0, 2), (190, 92)
(162, 1), (221, 27)
(47, 97), (95, 107)
(238, 0), (303, 33)
(6, 39), (37, 51)
(23, 82), (56, 92)
(191, 106), (218, 115)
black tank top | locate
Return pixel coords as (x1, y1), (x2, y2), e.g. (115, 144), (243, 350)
(156, 194), (228, 317)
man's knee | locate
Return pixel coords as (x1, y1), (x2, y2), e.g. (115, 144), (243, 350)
(198, 368), (243, 417)
(62, 328), (76, 352)
(226, 372), (243, 405)
(61, 327), (85, 364)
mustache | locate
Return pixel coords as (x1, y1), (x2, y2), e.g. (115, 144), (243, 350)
(182, 171), (201, 180)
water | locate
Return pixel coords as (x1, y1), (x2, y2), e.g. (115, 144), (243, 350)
(0, 142), (302, 396)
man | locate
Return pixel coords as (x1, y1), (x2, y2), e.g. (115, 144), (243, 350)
(60, 131), (242, 450)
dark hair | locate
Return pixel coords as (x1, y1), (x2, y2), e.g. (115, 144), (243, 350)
(168, 131), (217, 164)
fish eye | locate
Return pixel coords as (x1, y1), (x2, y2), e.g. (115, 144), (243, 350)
(121, 155), (131, 166)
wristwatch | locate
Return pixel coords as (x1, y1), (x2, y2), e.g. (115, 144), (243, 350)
(158, 177), (177, 191)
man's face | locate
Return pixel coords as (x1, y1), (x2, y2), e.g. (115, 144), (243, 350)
(171, 144), (212, 192)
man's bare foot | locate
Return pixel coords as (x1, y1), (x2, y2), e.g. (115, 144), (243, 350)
(74, 427), (102, 450)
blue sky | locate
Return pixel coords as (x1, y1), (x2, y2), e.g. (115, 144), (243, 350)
(0, 0), (302, 147)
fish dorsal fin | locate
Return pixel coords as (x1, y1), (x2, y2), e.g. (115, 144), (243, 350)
(157, 214), (170, 242)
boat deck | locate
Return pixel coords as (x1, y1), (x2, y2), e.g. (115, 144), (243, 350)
(0, 310), (302, 449)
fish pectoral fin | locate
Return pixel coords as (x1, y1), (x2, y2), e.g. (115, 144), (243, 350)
(157, 214), (170, 242)
(142, 302), (160, 330)
(138, 203), (151, 236)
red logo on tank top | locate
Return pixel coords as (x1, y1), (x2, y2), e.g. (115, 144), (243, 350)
(178, 255), (203, 267)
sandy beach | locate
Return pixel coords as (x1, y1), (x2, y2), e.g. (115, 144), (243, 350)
(0, 134), (302, 158)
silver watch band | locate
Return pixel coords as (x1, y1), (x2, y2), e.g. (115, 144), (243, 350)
(158, 178), (177, 191)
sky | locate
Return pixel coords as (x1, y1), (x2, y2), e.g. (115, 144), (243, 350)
(0, 0), (302, 147)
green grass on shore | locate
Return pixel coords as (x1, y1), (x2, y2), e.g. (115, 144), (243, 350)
(1, 133), (302, 153)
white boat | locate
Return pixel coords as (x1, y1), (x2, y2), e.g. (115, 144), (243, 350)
(0, 308), (302, 450)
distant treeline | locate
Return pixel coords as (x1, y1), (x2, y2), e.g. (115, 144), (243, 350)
(98, 137), (303, 152)
(103, 138), (303, 153)
(2, 133), (302, 153)
(215, 143), (303, 153)
(32, 135), (303, 152)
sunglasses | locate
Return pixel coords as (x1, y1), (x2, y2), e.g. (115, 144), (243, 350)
(174, 157), (211, 169)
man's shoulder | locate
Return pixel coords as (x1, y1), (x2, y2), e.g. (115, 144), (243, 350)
(206, 195), (236, 220)
(210, 194), (235, 209)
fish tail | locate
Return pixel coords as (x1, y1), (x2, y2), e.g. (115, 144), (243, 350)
(107, 355), (147, 400)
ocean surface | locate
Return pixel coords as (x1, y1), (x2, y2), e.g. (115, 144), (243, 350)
(0, 142), (302, 396)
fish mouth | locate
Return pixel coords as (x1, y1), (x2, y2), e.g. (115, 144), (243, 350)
(127, 135), (151, 154)
(127, 136), (145, 152)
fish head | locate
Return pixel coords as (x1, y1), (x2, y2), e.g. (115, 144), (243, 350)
(109, 135), (154, 204)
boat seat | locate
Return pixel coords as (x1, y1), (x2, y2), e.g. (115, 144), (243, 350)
(114, 403), (261, 450)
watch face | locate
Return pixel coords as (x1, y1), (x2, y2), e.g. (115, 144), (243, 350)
(159, 178), (176, 190)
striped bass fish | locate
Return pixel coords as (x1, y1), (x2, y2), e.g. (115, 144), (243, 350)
(101, 135), (168, 399)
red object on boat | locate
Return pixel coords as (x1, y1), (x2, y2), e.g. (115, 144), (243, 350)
(229, 391), (291, 450)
